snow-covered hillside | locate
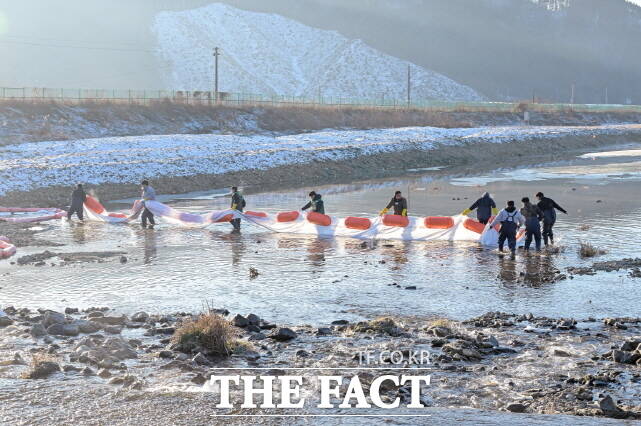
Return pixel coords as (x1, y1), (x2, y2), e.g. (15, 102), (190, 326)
(152, 3), (483, 102)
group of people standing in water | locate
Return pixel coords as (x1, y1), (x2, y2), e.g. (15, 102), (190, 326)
(462, 191), (567, 256)
(67, 181), (567, 255)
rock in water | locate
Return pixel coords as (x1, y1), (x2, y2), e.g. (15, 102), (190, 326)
(25, 361), (61, 379)
(270, 328), (297, 341)
(192, 352), (210, 366)
(30, 323), (47, 337)
(131, 312), (149, 323)
(42, 311), (66, 328)
(46, 323), (65, 336)
(599, 395), (624, 417)
(505, 403), (527, 413)
(246, 313), (260, 325)
(75, 320), (101, 334)
(62, 324), (80, 337)
(232, 314), (249, 327)
(0, 316), (15, 327)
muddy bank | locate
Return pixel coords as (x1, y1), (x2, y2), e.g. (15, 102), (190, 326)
(2, 130), (640, 209)
(1, 306), (640, 422)
(3, 100), (641, 146)
(0, 222), (64, 248)
(14, 250), (127, 266)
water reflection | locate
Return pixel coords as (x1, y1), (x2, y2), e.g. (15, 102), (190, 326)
(142, 229), (158, 264)
(306, 238), (331, 267)
(70, 222), (88, 244)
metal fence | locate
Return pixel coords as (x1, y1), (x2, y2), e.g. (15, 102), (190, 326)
(2, 86), (641, 115)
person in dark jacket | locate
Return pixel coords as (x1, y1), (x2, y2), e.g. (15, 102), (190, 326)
(461, 192), (498, 224)
(536, 192), (567, 246)
(67, 184), (86, 221)
(302, 191), (325, 214)
(141, 180), (156, 229)
(490, 201), (525, 257)
(230, 186), (246, 232)
(521, 197), (543, 251)
(380, 191), (408, 216)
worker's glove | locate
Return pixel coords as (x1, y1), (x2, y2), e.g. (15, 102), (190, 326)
(461, 208), (472, 216)
(379, 208), (389, 216)
(401, 209), (408, 217)
(231, 203), (237, 211)
(492, 207), (499, 215)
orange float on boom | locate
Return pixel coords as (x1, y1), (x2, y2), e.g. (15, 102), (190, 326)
(344, 217), (371, 230)
(84, 195), (106, 214)
(382, 214), (409, 228)
(245, 211), (268, 218)
(307, 212), (332, 227)
(463, 218), (486, 234)
(277, 211), (300, 223)
(424, 216), (454, 229)
(215, 214), (234, 223)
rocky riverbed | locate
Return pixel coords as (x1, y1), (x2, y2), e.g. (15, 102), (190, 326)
(1, 306), (640, 422)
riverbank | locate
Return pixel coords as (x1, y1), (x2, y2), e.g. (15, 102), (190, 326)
(1, 306), (639, 423)
(1, 124), (640, 208)
(2, 100), (641, 146)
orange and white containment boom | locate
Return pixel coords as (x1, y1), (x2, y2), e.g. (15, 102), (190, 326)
(83, 196), (523, 246)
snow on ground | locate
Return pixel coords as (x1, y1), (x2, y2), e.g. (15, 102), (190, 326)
(1, 124), (640, 196)
(152, 3), (483, 101)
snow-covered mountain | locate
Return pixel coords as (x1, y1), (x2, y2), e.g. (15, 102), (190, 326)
(152, 3), (484, 101)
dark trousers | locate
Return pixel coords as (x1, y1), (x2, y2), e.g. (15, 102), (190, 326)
(231, 218), (241, 230)
(498, 230), (517, 253)
(67, 205), (84, 221)
(142, 208), (155, 227)
(524, 218), (542, 251)
(542, 220), (555, 245)
(478, 217), (490, 225)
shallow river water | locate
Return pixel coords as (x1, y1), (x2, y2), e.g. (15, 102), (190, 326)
(2, 145), (641, 325)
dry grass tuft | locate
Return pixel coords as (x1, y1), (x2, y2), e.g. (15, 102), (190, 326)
(348, 316), (404, 337)
(429, 318), (456, 328)
(172, 313), (239, 357)
(578, 241), (607, 258)
(20, 353), (60, 379)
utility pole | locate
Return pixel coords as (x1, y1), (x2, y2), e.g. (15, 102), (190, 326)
(570, 83), (575, 104)
(213, 47), (220, 102)
(407, 65), (411, 107)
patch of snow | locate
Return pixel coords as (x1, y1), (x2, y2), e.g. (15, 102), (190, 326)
(152, 3), (483, 101)
(1, 124), (640, 196)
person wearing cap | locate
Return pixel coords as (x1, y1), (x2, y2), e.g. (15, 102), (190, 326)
(380, 191), (408, 216)
(461, 191), (498, 224)
(302, 191), (325, 214)
(536, 192), (567, 246)
(67, 184), (87, 221)
(490, 200), (525, 257)
(230, 186), (246, 232)
(140, 180), (156, 229)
